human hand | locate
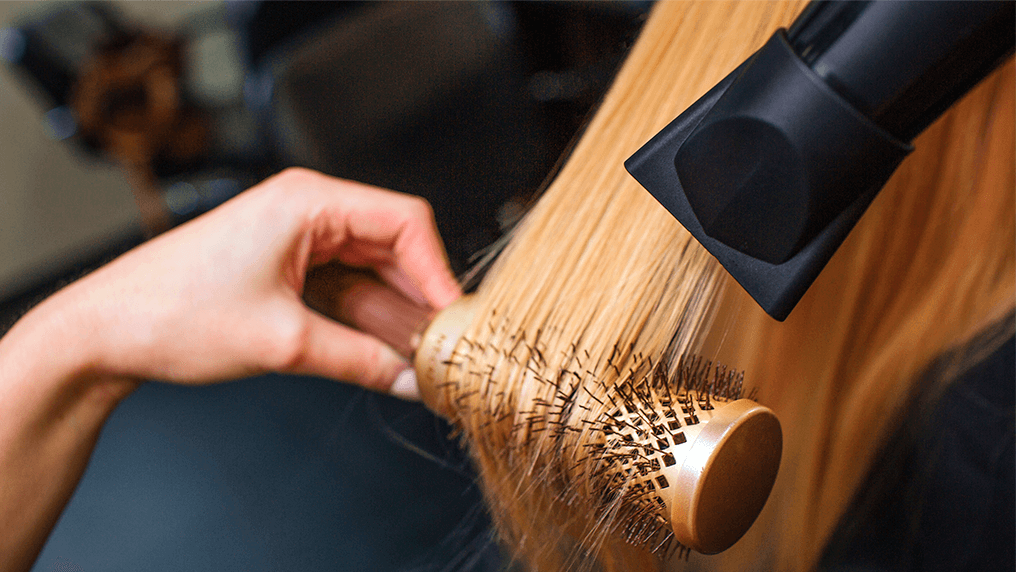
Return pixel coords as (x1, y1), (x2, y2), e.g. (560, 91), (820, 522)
(0, 167), (461, 571)
(59, 167), (461, 395)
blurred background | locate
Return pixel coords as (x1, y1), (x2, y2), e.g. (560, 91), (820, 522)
(0, 2), (650, 571)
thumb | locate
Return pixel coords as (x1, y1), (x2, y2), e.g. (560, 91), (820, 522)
(288, 310), (410, 394)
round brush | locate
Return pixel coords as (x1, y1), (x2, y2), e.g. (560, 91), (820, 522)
(414, 295), (781, 555)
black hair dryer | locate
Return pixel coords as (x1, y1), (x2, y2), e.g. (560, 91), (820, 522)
(626, 1), (1015, 321)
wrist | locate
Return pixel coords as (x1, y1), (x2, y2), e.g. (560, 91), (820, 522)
(0, 283), (137, 572)
(1, 284), (139, 411)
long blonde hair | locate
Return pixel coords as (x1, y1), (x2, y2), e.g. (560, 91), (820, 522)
(427, 2), (1014, 570)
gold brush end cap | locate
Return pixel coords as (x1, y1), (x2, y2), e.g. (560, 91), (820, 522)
(670, 399), (782, 554)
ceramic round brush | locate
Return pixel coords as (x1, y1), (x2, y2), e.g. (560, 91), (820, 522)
(414, 295), (782, 555)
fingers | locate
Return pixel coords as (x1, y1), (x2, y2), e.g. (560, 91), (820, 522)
(279, 169), (461, 309)
(240, 168), (463, 400)
(343, 190), (461, 308)
(287, 309), (414, 397)
(369, 201), (462, 309)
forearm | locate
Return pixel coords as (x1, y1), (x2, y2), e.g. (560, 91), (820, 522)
(0, 288), (138, 572)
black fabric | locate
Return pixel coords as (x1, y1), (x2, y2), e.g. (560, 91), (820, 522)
(821, 332), (1015, 572)
(32, 377), (501, 572)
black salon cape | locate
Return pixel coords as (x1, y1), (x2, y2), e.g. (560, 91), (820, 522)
(821, 333), (1016, 572)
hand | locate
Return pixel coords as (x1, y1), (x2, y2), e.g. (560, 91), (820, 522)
(0, 167), (461, 572)
(60, 167), (461, 393)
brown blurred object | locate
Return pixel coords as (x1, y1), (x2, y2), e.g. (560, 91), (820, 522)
(72, 31), (207, 236)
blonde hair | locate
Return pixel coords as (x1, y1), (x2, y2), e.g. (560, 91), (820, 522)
(425, 2), (1015, 570)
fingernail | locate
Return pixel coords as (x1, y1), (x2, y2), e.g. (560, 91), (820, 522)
(389, 368), (421, 402)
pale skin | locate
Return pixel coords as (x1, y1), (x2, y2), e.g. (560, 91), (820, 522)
(0, 167), (461, 572)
